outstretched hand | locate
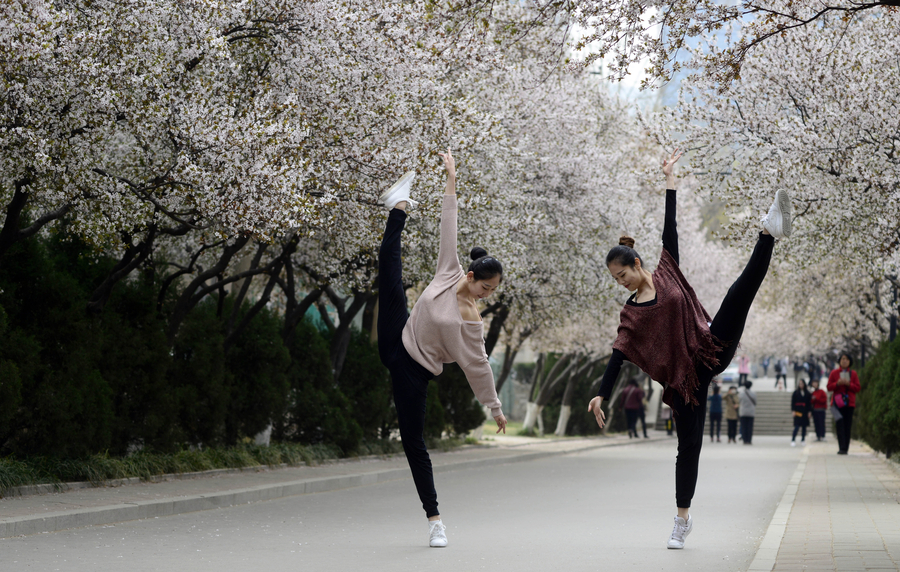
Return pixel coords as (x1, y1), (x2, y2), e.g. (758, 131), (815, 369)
(494, 413), (507, 434)
(662, 148), (683, 178)
(438, 148), (456, 180)
(587, 396), (606, 429)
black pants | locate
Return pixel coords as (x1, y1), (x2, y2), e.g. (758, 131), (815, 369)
(792, 418), (807, 441)
(708, 412), (722, 440)
(740, 417), (755, 444)
(812, 410), (826, 440)
(638, 408), (648, 437)
(625, 409), (640, 437)
(738, 373), (748, 385)
(672, 233), (774, 508)
(378, 209), (439, 517)
(727, 419), (738, 441)
(835, 406), (854, 453)
(774, 373), (786, 387)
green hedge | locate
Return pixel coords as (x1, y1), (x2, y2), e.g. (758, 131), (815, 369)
(0, 231), (485, 461)
(857, 336), (900, 457)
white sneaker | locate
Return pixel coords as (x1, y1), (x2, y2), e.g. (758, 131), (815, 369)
(762, 189), (792, 238)
(667, 515), (692, 549)
(378, 170), (418, 210)
(429, 520), (448, 548)
(791, 440), (796, 447)
(801, 439), (806, 445)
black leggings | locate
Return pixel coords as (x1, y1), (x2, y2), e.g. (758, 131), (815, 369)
(672, 233), (774, 508)
(835, 406), (854, 453)
(727, 419), (738, 441)
(708, 412), (722, 439)
(378, 209), (439, 517)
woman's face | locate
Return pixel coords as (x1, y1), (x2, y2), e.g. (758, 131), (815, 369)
(840, 355), (851, 369)
(608, 260), (643, 292)
(466, 272), (501, 300)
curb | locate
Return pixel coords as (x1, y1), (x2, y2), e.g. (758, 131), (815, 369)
(0, 435), (664, 538)
(747, 448), (808, 571)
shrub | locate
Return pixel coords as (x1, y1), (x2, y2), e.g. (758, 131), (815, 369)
(856, 337), (900, 456)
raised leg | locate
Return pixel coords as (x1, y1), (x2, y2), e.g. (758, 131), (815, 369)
(709, 233), (775, 370)
(378, 209), (410, 367)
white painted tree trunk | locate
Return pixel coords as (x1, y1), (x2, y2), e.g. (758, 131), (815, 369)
(522, 402), (544, 434)
(253, 424), (273, 446)
(554, 405), (572, 437)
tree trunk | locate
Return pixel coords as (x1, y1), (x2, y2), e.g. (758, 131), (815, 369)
(522, 402), (544, 435)
(554, 405), (572, 437)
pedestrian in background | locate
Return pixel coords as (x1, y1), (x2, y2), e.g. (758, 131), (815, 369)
(621, 378), (646, 439)
(723, 386), (740, 443)
(827, 353), (861, 455)
(737, 354), (750, 386)
(660, 403), (675, 436)
(792, 358), (804, 390)
(791, 379), (812, 446)
(739, 381), (757, 444)
(708, 384), (723, 442)
(809, 379), (828, 441)
(761, 356), (770, 377)
(773, 359), (786, 390)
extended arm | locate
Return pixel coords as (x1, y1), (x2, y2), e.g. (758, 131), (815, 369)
(435, 150), (461, 278)
(588, 349), (627, 428)
(661, 149), (682, 265)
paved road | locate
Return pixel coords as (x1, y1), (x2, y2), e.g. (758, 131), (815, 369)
(3, 436), (803, 572)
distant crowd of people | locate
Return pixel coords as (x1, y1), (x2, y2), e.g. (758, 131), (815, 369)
(703, 352), (860, 453)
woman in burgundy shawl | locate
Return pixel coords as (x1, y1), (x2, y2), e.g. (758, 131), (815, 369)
(587, 149), (793, 550)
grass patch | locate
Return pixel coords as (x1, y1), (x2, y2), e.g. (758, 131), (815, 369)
(0, 438), (461, 496)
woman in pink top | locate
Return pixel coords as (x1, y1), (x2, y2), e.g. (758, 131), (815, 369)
(376, 149), (507, 548)
(738, 354), (751, 386)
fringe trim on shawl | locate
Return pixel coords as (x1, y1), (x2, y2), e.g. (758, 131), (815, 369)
(675, 330), (727, 406)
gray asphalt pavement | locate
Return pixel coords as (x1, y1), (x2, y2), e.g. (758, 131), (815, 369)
(2, 436), (804, 572)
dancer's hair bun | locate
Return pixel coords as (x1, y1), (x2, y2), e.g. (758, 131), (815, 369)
(619, 236), (635, 249)
(470, 246), (488, 260)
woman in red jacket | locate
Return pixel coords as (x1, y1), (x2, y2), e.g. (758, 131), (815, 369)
(809, 379), (828, 441)
(827, 354), (861, 454)
(587, 149), (792, 549)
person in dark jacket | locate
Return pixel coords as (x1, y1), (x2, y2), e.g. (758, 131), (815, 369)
(790, 379), (812, 446)
(621, 378), (647, 438)
(707, 384), (723, 442)
(809, 379), (828, 441)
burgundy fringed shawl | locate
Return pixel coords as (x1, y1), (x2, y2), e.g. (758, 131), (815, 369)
(612, 248), (723, 406)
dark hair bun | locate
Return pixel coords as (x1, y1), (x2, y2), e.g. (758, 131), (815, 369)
(470, 246), (488, 261)
(619, 236), (635, 249)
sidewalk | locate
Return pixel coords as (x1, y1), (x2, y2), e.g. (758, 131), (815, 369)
(0, 431), (669, 538)
(750, 439), (900, 572)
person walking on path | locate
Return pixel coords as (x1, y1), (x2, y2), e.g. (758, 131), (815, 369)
(621, 378), (647, 438)
(739, 381), (757, 445)
(773, 358), (786, 390)
(827, 354), (860, 455)
(708, 384), (723, 442)
(377, 149), (508, 547)
(723, 386), (740, 443)
(790, 379), (812, 446)
(587, 149), (793, 550)
(737, 354), (751, 386)
(809, 379), (828, 441)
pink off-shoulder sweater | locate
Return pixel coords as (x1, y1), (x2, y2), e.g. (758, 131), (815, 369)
(401, 195), (503, 418)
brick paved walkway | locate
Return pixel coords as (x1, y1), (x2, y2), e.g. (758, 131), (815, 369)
(767, 441), (900, 571)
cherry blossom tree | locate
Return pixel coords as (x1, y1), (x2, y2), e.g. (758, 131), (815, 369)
(669, 11), (899, 355)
